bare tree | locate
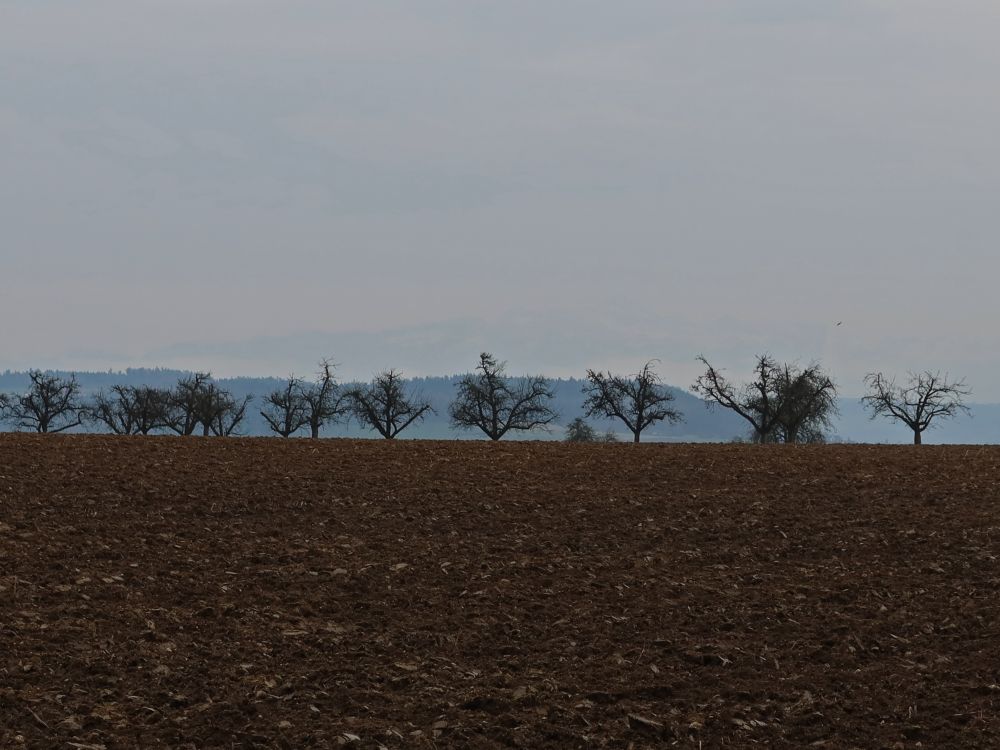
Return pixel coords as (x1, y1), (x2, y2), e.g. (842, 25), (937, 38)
(198, 383), (252, 437)
(769, 363), (838, 444)
(88, 385), (170, 435)
(693, 355), (781, 441)
(260, 376), (309, 437)
(164, 372), (213, 436)
(449, 353), (557, 440)
(2, 370), (84, 433)
(299, 358), (349, 438)
(164, 373), (250, 436)
(582, 361), (683, 443)
(349, 369), (433, 439)
(693, 355), (837, 444)
(862, 371), (971, 445)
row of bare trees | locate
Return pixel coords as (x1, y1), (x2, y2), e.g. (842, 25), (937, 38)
(691, 356), (970, 445)
(450, 354), (681, 442)
(0, 354), (973, 444)
(0, 370), (255, 437)
(258, 360), (348, 438)
(580, 356), (968, 445)
(0, 364), (405, 439)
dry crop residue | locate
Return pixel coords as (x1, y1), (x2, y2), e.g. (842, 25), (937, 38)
(1, 434), (999, 748)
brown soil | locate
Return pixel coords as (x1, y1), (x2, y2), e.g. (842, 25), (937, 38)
(2, 435), (999, 748)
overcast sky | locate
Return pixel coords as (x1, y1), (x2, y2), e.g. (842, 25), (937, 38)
(2, 1), (999, 397)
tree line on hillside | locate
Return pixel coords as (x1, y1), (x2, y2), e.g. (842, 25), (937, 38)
(0, 353), (972, 444)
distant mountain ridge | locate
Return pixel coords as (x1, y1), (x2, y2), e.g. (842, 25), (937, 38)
(0, 369), (993, 443)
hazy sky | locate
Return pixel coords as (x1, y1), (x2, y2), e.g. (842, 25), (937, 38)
(2, 1), (999, 397)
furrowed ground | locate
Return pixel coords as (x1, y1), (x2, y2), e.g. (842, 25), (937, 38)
(2, 435), (999, 749)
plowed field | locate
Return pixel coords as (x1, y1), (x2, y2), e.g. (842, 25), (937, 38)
(2, 435), (1000, 748)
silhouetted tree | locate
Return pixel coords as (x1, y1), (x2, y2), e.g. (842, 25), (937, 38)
(694, 355), (780, 441)
(2, 370), (84, 433)
(583, 361), (683, 443)
(164, 373), (250, 436)
(198, 383), (252, 437)
(769, 364), (838, 443)
(693, 355), (837, 443)
(862, 371), (971, 445)
(300, 358), (349, 438)
(260, 376), (309, 437)
(449, 353), (557, 440)
(349, 369), (433, 439)
(565, 417), (597, 443)
(164, 372), (213, 436)
(88, 385), (170, 435)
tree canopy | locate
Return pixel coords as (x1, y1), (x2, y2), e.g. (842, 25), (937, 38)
(349, 369), (434, 439)
(449, 353), (557, 440)
(862, 371), (971, 444)
(582, 361), (683, 443)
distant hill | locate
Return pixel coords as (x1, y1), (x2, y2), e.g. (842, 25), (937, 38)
(0, 369), (992, 443)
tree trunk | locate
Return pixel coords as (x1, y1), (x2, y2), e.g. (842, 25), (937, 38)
(311, 423), (320, 439)
(913, 429), (922, 445)
(633, 430), (640, 443)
